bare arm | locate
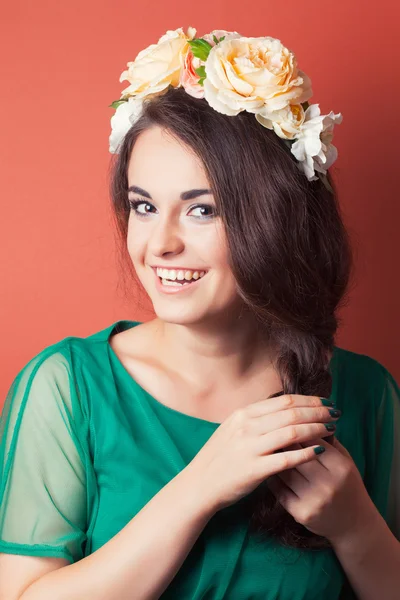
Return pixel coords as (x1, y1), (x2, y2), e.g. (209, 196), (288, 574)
(331, 509), (400, 600)
(20, 465), (216, 600)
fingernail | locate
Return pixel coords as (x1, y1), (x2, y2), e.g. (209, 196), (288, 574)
(320, 398), (334, 407)
(314, 446), (326, 455)
(329, 409), (341, 418)
(324, 423), (336, 431)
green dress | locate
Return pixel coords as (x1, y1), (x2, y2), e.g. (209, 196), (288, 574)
(0, 320), (399, 599)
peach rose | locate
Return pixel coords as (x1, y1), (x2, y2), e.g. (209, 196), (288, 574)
(255, 103), (305, 140)
(181, 51), (205, 99)
(119, 26), (196, 101)
(203, 36), (313, 117)
(181, 30), (241, 99)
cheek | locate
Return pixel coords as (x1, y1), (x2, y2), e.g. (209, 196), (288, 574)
(126, 222), (146, 261)
(205, 239), (237, 294)
(203, 226), (230, 267)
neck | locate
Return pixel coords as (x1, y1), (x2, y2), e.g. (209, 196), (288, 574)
(150, 310), (280, 393)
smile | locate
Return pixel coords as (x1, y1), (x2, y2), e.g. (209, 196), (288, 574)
(155, 267), (207, 284)
(152, 267), (208, 294)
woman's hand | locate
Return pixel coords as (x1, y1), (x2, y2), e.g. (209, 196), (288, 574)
(187, 394), (341, 512)
(267, 436), (379, 543)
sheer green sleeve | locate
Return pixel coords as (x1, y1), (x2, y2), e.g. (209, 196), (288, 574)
(0, 348), (88, 563)
(374, 367), (400, 540)
(367, 364), (400, 540)
(336, 362), (400, 600)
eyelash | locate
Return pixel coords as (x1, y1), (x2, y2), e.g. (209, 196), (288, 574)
(128, 199), (217, 221)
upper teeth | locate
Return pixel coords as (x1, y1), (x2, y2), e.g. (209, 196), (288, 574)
(156, 268), (206, 281)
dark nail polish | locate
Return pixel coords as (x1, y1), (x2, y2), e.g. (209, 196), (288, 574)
(320, 398), (334, 407)
(324, 423), (336, 431)
(329, 409), (341, 418)
(314, 446), (326, 455)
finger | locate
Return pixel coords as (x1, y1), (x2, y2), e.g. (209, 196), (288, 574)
(268, 474), (298, 506)
(276, 468), (309, 495)
(284, 442), (326, 481)
(305, 435), (349, 454)
(252, 406), (339, 438)
(299, 437), (346, 471)
(258, 422), (336, 456)
(256, 443), (326, 479)
(247, 394), (330, 418)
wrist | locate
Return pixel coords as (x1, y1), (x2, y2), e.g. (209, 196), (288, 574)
(329, 503), (385, 554)
(176, 464), (219, 519)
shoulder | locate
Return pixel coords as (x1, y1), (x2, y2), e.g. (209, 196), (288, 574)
(5, 345), (84, 444)
(11, 342), (73, 394)
(7, 321), (122, 412)
(107, 320), (155, 362)
(18, 321), (122, 374)
(333, 345), (396, 411)
(333, 345), (388, 378)
(332, 347), (399, 488)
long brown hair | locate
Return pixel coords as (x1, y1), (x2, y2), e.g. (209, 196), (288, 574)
(109, 86), (356, 549)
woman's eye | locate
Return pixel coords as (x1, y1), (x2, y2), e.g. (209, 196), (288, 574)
(128, 200), (154, 216)
(187, 205), (216, 219)
(128, 199), (216, 220)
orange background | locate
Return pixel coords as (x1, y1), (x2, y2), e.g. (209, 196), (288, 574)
(1, 0), (399, 405)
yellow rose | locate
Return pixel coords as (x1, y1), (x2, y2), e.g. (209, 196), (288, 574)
(256, 104), (305, 140)
(119, 27), (196, 100)
(203, 36), (313, 117)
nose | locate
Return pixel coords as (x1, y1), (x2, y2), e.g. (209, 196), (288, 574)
(147, 216), (185, 257)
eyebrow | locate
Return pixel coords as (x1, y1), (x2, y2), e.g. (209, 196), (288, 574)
(128, 185), (213, 201)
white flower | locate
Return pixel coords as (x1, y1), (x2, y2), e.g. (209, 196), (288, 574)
(109, 97), (144, 154)
(290, 104), (343, 181)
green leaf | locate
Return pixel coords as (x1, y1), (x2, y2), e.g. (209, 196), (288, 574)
(212, 34), (226, 45)
(188, 38), (212, 61)
(195, 66), (206, 79)
(109, 99), (128, 109)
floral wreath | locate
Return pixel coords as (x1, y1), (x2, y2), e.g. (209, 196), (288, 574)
(109, 27), (343, 191)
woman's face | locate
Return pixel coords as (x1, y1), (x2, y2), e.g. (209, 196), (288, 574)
(126, 125), (242, 325)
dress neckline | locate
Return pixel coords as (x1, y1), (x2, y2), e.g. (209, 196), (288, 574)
(105, 319), (339, 427)
(106, 320), (221, 426)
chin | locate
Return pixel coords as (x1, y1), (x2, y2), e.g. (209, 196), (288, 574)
(152, 305), (238, 328)
(152, 307), (209, 324)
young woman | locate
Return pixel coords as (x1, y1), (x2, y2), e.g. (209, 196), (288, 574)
(1, 28), (399, 600)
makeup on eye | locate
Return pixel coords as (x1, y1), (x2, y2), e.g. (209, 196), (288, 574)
(128, 198), (218, 220)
